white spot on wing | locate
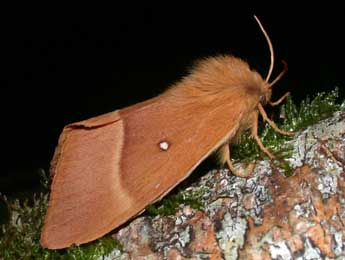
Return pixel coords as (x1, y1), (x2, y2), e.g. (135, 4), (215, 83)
(159, 141), (170, 151)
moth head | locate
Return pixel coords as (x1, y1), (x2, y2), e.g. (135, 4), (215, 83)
(255, 15), (288, 106)
(260, 60), (288, 106)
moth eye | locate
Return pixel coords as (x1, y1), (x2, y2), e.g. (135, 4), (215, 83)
(259, 95), (266, 104)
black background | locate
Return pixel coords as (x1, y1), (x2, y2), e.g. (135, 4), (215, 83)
(1, 5), (344, 196)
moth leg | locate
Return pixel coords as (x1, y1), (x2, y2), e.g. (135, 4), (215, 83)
(222, 143), (256, 178)
(269, 92), (290, 106)
(251, 111), (275, 159)
(258, 103), (294, 136)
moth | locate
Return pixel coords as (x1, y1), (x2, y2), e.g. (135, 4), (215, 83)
(41, 16), (292, 249)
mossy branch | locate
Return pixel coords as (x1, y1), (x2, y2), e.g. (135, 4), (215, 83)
(232, 87), (343, 162)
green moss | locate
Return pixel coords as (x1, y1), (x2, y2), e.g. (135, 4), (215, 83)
(64, 236), (121, 260)
(282, 87), (343, 130)
(231, 87), (343, 166)
(145, 187), (207, 216)
(0, 193), (49, 260)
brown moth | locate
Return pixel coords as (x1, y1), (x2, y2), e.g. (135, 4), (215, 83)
(40, 16), (292, 249)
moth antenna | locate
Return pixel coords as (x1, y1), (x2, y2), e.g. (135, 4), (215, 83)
(254, 15), (274, 83)
(269, 60), (288, 87)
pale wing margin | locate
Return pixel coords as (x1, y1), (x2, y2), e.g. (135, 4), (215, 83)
(41, 109), (129, 249)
